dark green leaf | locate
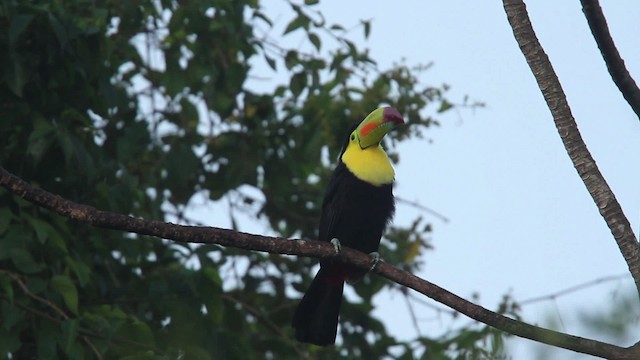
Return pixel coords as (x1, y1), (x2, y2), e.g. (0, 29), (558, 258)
(118, 351), (157, 360)
(37, 323), (58, 360)
(6, 55), (27, 97)
(9, 248), (43, 274)
(120, 320), (156, 349)
(290, 72), (307, 96)
(47, 14), (68, 47)
(252, 10), (273, 26)
(438, 100), (453, 113)
(362, 20), (371, 39)
(8, 14), (34, 46)
(65, 256), (91, 286)
(284, 50), (299, 70)
(0, 327), (21, 354)
(283, 15), (310, 35)
(0, 208), (13, 234)
(2, 301), (24, 330)
(51, 275), (79, 314)
(61, 319), (79, 352)
(0, 274), (13, 301)
(308, 32), (321, 51)
(28, 217), (50, 243)
(183, 346), (212, 360)
(264, 54), (277, 71)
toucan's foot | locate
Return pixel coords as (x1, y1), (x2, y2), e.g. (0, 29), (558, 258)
(330, 238), (342, 253)
(368, 251), (381, 272)
(345, 252), (381, 285)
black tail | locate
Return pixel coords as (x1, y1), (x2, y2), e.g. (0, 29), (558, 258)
(292, 267), (344, 346)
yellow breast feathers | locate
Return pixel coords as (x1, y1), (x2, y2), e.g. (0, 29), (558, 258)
(341, 143), (395, 186)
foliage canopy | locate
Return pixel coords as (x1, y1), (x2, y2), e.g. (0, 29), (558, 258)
(0, 0), (501, 359)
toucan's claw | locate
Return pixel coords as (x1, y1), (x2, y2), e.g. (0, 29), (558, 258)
(368, 252), (381, 272)
(345, 252), (381, 285)
(330, 238), (342, 253)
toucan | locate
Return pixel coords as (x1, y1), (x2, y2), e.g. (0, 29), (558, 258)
(292, 107), (405, 346)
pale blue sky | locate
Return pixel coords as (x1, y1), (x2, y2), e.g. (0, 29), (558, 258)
(198, 1), (640, 358)
(320, 2), (640, 358)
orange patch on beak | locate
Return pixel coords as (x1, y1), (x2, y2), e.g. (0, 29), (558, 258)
(359, 122), (380, 137)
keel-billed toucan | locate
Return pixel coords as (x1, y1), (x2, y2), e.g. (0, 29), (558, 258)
(292, 107), (405, 346)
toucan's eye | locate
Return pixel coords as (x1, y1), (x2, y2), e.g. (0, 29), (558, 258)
(350, 134), (356, 141)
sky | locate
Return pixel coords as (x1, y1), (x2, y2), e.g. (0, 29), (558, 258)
(200, 1), (640, 358)
(314, 2), (640, 358)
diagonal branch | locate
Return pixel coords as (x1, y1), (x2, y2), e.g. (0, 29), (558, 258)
(2, 169), (639, 358)
(502, 0), (640, 298)
(580, 0), (640, 120)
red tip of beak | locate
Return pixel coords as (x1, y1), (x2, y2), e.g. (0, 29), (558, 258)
(383, 107), (405, 126)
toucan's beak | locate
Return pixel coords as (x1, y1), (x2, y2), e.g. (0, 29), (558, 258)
(355, 107), (405, 149)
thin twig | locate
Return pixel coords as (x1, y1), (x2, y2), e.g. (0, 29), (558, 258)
(402, 289), (423, 336)
(1, 270), (69, 320)
(221, 294), (310, 359)
(396, 197), (450, 223)
(520, 273), (629, 306)
(406, 290), (458, 318)
(502, 0), (640, 299)
(580, 0), (640, 120)
(1, 270), (103, 359)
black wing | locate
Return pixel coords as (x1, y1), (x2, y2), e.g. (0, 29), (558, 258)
(318, 163), (345, 242)
(318, 123), (356, 242)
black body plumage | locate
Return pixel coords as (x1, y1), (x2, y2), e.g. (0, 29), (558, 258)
(292, 128), (396, 345)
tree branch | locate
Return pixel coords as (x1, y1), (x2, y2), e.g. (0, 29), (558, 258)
(580, 0), (640, 120)
(502, 0), (640, 298)
(2, 169), (639, 357)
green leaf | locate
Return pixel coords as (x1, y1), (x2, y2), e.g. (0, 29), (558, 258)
(37, 323), (58, 360)
(47, 13), (68, 48)
(29, 217), (50, 243)
(284, 50), (299, 70)
(362, 20), (371, 39)
(120, 320), (156, 349)
(51, 275), (79, 314)
(0, 273), (13, 302)
(27, 119), (56, 165)
(27, 276), (48, 294)
(252, 10), (273, 27)
(290, 72), (307, 97)
(183, 346), (212, 360)
(203, 267), (222, 287)
(118, 351), (156, 360)
(308, 32), (321, 51)
(438, 100), (453, 113)
(61, 319), (79, 352)
(9, 248), (43, 274)
(264, 54), (277, 71)
(8, 14), (34, 46)
(6, 55), (27, 97)
(65, 256), (91, 286)
(2, 301), (24, 330)
(283, 15), (309, 35)
(0, 327), (21, 354)
(0, 208), (13, 235)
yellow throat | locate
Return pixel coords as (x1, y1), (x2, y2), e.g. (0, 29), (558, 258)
(341, 141), (395, 186)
